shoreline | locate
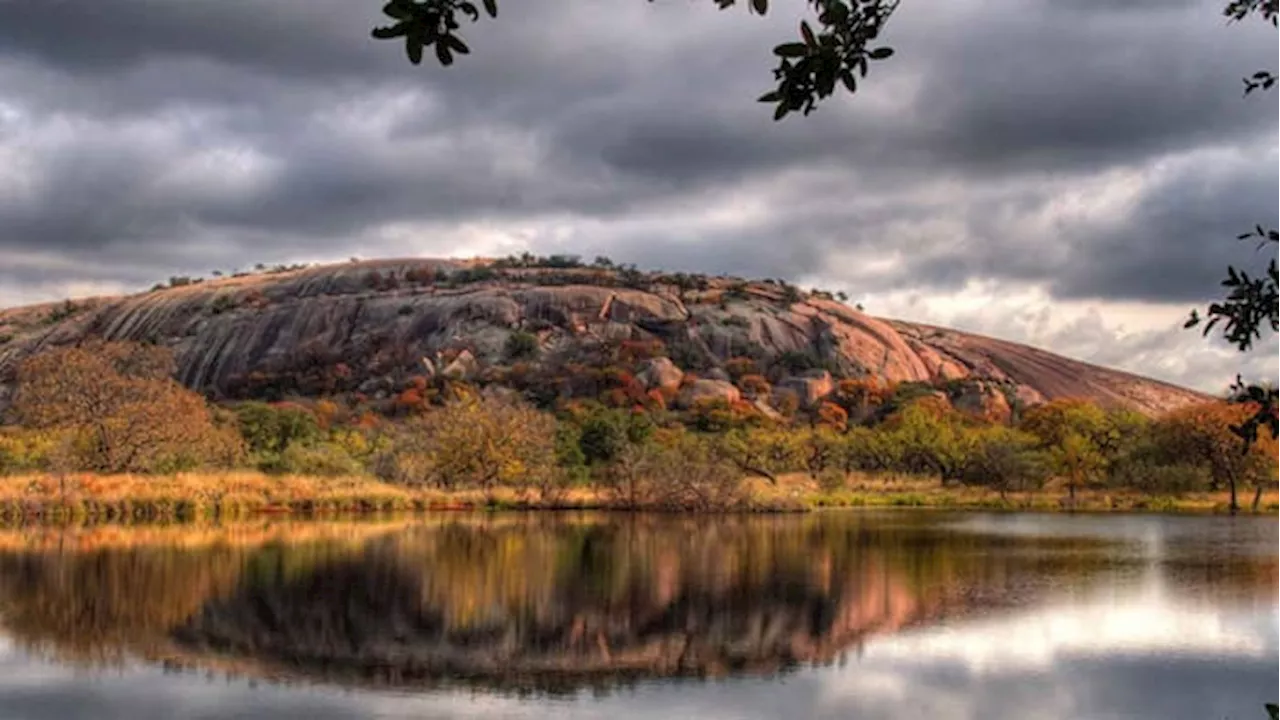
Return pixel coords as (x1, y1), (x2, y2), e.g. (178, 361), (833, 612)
(0, 472), (1274, 524)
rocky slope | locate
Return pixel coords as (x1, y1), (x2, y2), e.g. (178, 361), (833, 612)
(0, 257), (1207, 416)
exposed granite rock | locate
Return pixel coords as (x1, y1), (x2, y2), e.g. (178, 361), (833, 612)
(637, 358), (684, 394)
(776, 370), (836, 409)
(950, 381), (1014, 424)
(676, 379), (741, 409)
(0, 259), (1209, 416)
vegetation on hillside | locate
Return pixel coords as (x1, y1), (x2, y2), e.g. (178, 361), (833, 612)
(0, 340), (1274, 517)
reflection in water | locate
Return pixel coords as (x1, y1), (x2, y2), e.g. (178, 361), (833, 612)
(0, 512), (1274, 717)
(0, 514), (1108, 686)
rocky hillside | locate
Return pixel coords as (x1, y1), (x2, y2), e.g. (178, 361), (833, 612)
(0, 257), (1206, 417)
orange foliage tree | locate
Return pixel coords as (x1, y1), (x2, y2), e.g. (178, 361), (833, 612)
(13, 340), (242, 473)
(1151, 401), (1278, 512)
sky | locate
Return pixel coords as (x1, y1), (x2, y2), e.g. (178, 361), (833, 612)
(0, 0), (1275, 393)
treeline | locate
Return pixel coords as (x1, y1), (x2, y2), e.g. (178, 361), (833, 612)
(0, 341), (1275, 511)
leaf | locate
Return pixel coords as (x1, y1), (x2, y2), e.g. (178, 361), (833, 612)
(757, 90), (783, 102)
(372, 23), (408, 39)
(868, 47), (895, 60)
(406, 37), (424, 65)
(482, 0), (498, 17)
(774, 42), (810, 57)
(1266, 702), (1278, 720)
(773, 103), (790, 121)
(750, 0), (768, 15)
(382, 1), (413, 20)
(800, 20), (816, 47)
(446, 34), (470, 54)
(839, 69), (857, 93)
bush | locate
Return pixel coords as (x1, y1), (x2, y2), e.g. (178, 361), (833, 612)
(574, 407), (654, 464)
(602, 436), (744, 511)
(374, 395), (560, 500)
(960, 428), (1051, 496)
(0, 429), (58, 475)
(275, 442), (365, 477)
(841, 426), (901, 472)
(233, 402), (323, 455)
(504, 331), (540, 361)
(577, 412), (628, 465)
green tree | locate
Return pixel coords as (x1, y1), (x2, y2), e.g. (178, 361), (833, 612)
(232, 402), (323, 456)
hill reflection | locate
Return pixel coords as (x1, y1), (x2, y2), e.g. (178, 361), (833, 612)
(0, 513), (1273, 695)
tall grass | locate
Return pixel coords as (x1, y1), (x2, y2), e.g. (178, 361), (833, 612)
(1, 470), (1272, 524)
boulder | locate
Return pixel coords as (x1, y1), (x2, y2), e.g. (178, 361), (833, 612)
(638, 357), (684, 394)
(441, 349), (478, 380)
(676, 379), (741, 409)
(1013, 384), (1046, 409)
(703, 367), (731, 382)
(951, 381), (1013, 424)
(776, 370), (835, 409)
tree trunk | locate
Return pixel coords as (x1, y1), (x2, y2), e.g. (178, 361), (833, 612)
(1228, 477), (1239, 515)
(1251, 484), (1263, 512)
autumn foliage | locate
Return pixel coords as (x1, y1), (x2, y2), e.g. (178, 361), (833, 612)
(11, 341), (242, 473)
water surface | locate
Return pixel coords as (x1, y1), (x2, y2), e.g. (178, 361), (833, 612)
(0, 511), (1274, 719)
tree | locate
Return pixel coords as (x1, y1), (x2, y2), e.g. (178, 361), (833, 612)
(883, 397), (973, 483)
(12, 341), (241, 473)
(1185, 1), (1279, 452)
(377, 394), (560, 500)
(1018, 398), (1110, 503)
(1149, 401), (1277, 513)
(960, 428), (1051, 500)
(373, 0), (900, 121)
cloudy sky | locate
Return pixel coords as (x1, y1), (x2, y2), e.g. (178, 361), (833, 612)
(0, 0), (1275, 393)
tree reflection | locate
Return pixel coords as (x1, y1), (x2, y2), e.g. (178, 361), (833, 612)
(0, 514), (1273, 695)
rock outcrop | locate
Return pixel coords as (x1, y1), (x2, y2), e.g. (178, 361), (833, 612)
(676, 379), (742, 409)
(776, 370), (836, 409)
(637, 357), (684, 395)
(0, 258), (1208, 416)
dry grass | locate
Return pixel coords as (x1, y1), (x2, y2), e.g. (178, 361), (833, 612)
(0, 472), (629, 523)
(1, 470), (1273, 524)
(750, 472), (1280, 514)
(0, 472), (420, 522)
(0, 517), (417, 553)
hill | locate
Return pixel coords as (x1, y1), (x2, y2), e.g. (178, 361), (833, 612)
(0, 256), (1206, 418)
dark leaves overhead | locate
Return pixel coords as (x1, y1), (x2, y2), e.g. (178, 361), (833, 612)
(372, 0), (900, 121)
(371, 0), (495, 67)
(1188, 1), (1279, 458)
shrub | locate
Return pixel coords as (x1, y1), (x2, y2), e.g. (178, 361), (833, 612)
(841, 426), (901, 472)
(504, 331), (540, 361)
(233, 402), (323, 456)
(960, 428), (1051, 497)
(275, 442), (365, 477)
(374, 395), (559, 500)
(602, 436), (744, 511)
(0, 429), (58, 475)
(1107, 456), (1211, 495)
(575, 407), (653, 464)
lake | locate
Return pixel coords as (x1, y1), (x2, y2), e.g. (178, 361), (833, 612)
(0, 511), (1274, 720)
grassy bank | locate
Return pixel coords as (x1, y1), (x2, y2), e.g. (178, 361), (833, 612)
(0, 471), (1275, 523)
(752, 473), (1280, 514)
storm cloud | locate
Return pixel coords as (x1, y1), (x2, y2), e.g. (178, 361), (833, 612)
(0, 0), (1275, 391)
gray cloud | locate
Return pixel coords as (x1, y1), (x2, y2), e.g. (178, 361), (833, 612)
(0, 0), (1274, 386)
